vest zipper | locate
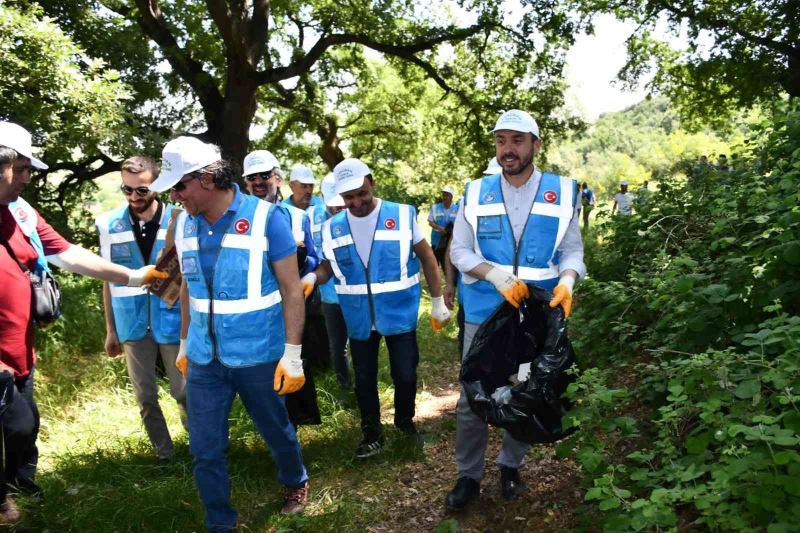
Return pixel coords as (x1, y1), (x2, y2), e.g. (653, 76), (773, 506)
(207, 280), (218, 360)
(496, 171), (542, 277)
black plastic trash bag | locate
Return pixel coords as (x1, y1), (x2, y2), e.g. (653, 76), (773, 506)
(460, 285), (577, 444)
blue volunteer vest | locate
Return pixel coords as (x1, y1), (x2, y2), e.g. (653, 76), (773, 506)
(8, 197), (49, 274)
(309, 205), (338, 304)
(174, 194), (285, 366)
(429, 201), (458, 247)
(96, 204), (180, 344)
(282, 195), (323, 210)
(461, 172), (577, 324)
(323, 201), (421, 340)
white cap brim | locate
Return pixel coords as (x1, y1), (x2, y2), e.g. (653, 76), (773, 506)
(243, 163), (277, 176)
(290, 176), (317, 185)
(334, 176), (366, 195)
(150, 156), (220, 192)
(326, 194), (345, 207)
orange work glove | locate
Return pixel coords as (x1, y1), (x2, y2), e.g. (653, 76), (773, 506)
(549, 276), (575, 318)
(274, 343), (305, 395)
(300, 273), (317, 300)
(175, 338), (188, 377)
(430, 295), (452, 331)
(485, 267), (530, 308)
(128, 266), (169, 287)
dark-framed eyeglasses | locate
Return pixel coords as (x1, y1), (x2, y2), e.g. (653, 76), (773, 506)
(120, 184), (151, 197)
(171, 173), (202, 192)
(245, 171), (273, 182)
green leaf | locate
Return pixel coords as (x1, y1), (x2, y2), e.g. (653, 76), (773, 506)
(585, 487), (604, 501)
(734, 379), (760, 399)
(599, 497), (621, 510)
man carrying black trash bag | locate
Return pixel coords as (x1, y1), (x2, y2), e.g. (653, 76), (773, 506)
(446, 110), (585, 511)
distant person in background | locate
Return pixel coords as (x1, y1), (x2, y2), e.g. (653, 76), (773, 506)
(428, 186), (458, 266)
(635, 180), (651, 211)
(716, 154), (730, 172)
(97, 155), (187, 464)
(0, 122), (163, 524)
(612, 181), (633, 216)
(580, 182), (595, 228)
(282, 165), (322, 211)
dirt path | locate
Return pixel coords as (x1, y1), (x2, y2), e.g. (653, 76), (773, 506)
(370, 359), (584, 532)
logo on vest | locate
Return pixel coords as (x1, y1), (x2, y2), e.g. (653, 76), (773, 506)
(14, 208), (27, 222)
(543, 190), (558, 204)
(333, 225), (343, 237)
(234, 218), (251, 234)
(483, 191), (496, 203)
(113, 219), (126, 232)
(185, 221), (197, 236)
(384, 218), (397, 230)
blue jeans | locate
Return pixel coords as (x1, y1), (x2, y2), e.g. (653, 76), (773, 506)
(349, 330), (419, 441)
(186, 359), (308, 532)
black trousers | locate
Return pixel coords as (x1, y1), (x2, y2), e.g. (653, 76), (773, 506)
(1, 368), (39, 502)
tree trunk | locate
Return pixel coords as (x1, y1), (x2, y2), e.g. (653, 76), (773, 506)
(782, 52), (800, 98)
(205, 65), (259, 174)
(317, 116), (345, 171)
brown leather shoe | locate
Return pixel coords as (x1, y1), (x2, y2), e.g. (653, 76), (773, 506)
(280, 482), (308, 515)
(0, 495), (21, 524)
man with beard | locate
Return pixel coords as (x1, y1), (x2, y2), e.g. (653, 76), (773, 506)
(445, 110), (585, 511)
(96, 156), (187, 463)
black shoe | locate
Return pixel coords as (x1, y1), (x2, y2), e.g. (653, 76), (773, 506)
(13, 478), (43, 499)
(499, 466), (525, 501)
(444, 477), (480, 512)
(355, 437), (384, 459)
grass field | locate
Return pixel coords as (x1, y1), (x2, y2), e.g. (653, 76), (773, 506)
(22, 275), (462, 532)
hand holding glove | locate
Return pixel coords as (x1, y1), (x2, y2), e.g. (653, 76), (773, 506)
(128, 266), (168, 287)
(175, 338), (188, 377)
(549, 275), (575, 317)
(430, 295), (452, 331)
(300, 272), (317, 300)
(485, 267), (530, 308)
(273, 343), (305, 395)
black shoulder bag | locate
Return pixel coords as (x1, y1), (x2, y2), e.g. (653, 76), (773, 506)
(0, 231), (62, 325)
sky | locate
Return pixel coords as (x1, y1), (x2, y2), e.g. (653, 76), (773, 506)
(563, 14), (651, 120)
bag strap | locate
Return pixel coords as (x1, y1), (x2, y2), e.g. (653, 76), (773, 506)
(0, 230), (30, 274)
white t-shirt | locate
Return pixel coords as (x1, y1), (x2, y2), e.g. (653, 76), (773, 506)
(346, 199), (424, 267)
(614, 192), (632, 215)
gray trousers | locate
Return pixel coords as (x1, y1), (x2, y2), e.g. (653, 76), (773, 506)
(455, 322), (530, 481)
(122, 333), (188, 459)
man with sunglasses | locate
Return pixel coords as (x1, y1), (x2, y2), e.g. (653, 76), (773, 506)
(151, 137), (309, 530)
(95, 156), (187, 464)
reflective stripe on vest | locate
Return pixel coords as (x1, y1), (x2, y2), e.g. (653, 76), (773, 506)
(8, 197), (48, 273)
(306, 203), (326, 255)
(285, 204), (306, 242)
(174, 195), (285, 365)
(460, 172), (576, 324)
(96, 204), (180, 343)
(322, 201), (421, 340)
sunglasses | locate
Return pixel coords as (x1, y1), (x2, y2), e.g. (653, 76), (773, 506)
(245, 172), (273, 182)
(120, 184), (151, 197)
(171, 173), (202, 192)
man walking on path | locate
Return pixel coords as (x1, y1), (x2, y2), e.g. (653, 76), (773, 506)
(428, 186), (458, 265)
(97, 156), (187, 463)
(612, 181), (632, 216)
(152, 137), (309, 531)
(446, 109), (585, 511)
(302, 158), (451, 458)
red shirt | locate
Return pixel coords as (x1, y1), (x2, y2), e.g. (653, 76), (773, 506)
(0, 204), (71, 378)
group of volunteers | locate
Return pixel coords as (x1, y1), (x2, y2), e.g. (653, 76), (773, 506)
(0, 107), (584, 532)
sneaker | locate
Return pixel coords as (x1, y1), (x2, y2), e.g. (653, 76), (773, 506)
(280, 482), (309, 515)
(355, 437), (384, 459)
(0, 496), (21, 525)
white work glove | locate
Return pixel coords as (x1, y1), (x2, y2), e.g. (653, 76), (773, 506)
(274, 343), (305, 395)
(127, 265), (168, 287)
(430, 295), (452, 331)
(549, 275), (576, 317)
(300, 272), (317, 300)
(175, 338), (188, 377)
(485, 267), (530, 308)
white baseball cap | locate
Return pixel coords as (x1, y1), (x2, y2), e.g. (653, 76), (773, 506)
(321, 173), (345, 207)
(491, 110), (540, 138)
(151, 136), (221, 192)
(483, 157), (502, 175)
(333, 158), (371, 194)
(290, 165), (316, 184)
(243, 150), (279, 176)
(442, 186), (455, 196)
(0, 122), (48, 170)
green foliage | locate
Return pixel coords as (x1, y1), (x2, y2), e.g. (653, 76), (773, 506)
(565, 103), (800, 530)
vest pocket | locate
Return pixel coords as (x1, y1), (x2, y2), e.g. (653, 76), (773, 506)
(158, 298), (181, 336)
(111, 243), (133, 264)
(334, 245), (354, 267)
(477, 215), (502, 240)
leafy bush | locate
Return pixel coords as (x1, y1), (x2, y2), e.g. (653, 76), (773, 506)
(564, 103), (800, 530)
